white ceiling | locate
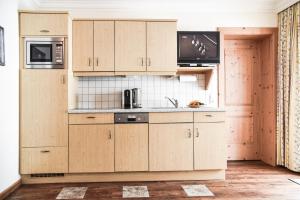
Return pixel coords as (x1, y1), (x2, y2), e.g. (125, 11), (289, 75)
(19, 0), (298, 13)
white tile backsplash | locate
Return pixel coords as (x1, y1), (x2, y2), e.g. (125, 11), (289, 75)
(76, 75), (215, 109)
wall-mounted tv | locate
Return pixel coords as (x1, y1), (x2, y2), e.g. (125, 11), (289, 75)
(177, 31), (220, 66)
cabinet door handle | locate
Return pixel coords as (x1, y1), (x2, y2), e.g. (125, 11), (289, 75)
(40, 29), (50, 33)
(187, 129), (192, 138)
(88, 58), (91, 66)
(96, 58), (99, 66)
(40, 150), (50, 153)
(86, 116), (96, 119)
(205, 114), (213, 117)
(141, 57), (144, 66)
(196, 128), (199, 137)
(148, 58), (151, 66)
(108, 130), (112, 139)
(60, 75), (65, 84)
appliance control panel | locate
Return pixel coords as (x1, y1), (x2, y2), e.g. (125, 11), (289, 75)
(55, 43), (63, 64)
(114, 113), (149, 123)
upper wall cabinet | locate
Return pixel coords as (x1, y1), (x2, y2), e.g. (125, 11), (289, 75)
(115, 21), (147, 72)
(146, 22), (177, 72)
(73, 21), (115, 72)
(20, 13), (68, 36)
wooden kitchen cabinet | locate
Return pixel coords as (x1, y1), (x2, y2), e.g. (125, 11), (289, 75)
(20, 70), (68, 147)
(115, 21), (147, 72)
(115, 124), (148, 172)
(194, 122), (227, 170)
(20, 12), (68, 36)
(73, 20), (115, 72)
(69, 124), (114, 173)
(73, 21), (94, 71)
(149, 123), (194, 171)
(21, 147), (68, 174)
(146, 22), (177, 72)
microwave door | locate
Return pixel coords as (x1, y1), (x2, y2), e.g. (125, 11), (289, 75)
(27, 42), (53, 65)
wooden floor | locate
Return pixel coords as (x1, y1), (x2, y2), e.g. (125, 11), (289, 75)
(6, 161), (300, 200)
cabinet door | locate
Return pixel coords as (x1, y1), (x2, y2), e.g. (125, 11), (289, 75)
(194, 122), (227, 170)
(94, 21), (115, 72)
(115, 21), (146, 72)
(73, 21), (94, 71)
(146, 22), (177, 72)
(21, 70), (68, 147)
(69, 125), (114, 172)
(21, 147), (68, 174)
(149, 123), (193, 171)
(20, 13), (68, 36)
(115, 124), (148, 171)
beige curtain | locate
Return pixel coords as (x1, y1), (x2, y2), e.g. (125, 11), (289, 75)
(277, 2), (300, 172)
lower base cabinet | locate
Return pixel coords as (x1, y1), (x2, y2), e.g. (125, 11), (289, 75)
(21, 147), (68, 174)
(149, 123), (194, 171)
(115, 124), (149, 172)
(194, 122), (226, 170)
(69, 124), (114, 173)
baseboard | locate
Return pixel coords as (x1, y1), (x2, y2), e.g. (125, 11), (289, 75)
(0, 179), (21, 200)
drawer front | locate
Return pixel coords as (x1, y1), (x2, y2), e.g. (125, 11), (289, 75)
(69, 113), (114, 124)
(194, 112), (225, 123)
(149, 112), (193, 123)
(20, 13), (68, 36)
(21, 147), (68, 174)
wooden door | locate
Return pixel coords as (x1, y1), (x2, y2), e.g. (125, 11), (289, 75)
(69, 124), (114, 172)
(21, 147), (68, 174)
(21, 70), (68, 147)
(224, 40), (260, 160)
(194, 122), (226, 170)
(94, 21), (115, 72)
(73, 21), (94, 71)
(115, 21), (146, 72)
(149, 123), (193, 171)
(115, 124), (148, 171)
(146, 22), (177, 72)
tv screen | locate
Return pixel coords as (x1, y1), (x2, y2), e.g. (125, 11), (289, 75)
(177, 31), (220, 65)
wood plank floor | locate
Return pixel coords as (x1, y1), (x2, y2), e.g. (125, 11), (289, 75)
(6, 161), (300, 200)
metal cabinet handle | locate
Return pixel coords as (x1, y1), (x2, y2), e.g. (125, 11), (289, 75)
(196, 128), (199, 137)
(96, 58), (99, 66)
(86, 116), (96, 119)
(41, 150), (50, 153)
(60, 75), (65, 84)
(40, 29), (50, 33)
(88, 58), (91, 66)
(108, 130), (112, 139)
(187, 129), (192, 138)
(141, 57), (144, 66)
(148, 58), (151, 66)
(205, 114), (213, 117)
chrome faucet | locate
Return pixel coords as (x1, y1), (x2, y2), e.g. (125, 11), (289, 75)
(165, 96), (179, 108)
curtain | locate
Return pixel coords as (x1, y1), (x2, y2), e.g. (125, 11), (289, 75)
(277, 2), (300, 172)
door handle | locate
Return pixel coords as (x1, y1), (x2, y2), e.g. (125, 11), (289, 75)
(205, 114), (213, 117)
(141, 57), (144, 66)
(148, 57), (151, 66)
(96, 58), (99, 66)
(108, 130), (112, 139)
(40, 29), (50, 33)
(187, 129), (192, 138)
(195, 128), (199, 137)
(60, 75), (65, 84)
(86, 116), (96, 119)
(40, 150), (50, 153)
(88, 58), (91, 66)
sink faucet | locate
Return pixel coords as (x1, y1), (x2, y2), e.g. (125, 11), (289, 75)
(165, 96), (179, 108)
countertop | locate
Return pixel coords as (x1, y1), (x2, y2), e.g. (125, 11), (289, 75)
(68, 107), (225, 113)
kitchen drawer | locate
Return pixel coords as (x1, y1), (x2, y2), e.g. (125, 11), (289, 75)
(69, 113), (114, 124)
(149, 112), (193, 123)
(21, 147), (68, 174)
(194, 112), (225, 123)
(20, 13), (68, 36)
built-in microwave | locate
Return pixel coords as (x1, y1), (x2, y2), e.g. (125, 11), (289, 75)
(25, 37), (64, 69)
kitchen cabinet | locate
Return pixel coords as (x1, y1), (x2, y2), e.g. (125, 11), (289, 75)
(149, 123), (194, 171)
(20, 12), (68, 36)
(69, 124), (114, 173)
(21, 147), (68, 174)
(146, 22), (177, 72)
(73, 20), (115, 72)
(115, 21), (147, 72)
(115, 124), (148, 172)
(69, 113), (114, 124)
(194, 122), (226, 170)
(20, 70), (68, 147)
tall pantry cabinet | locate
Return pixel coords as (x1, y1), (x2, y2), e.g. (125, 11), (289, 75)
(19, 11), (69, 174)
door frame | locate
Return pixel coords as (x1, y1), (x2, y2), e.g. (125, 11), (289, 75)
(217, 27), (278, 166)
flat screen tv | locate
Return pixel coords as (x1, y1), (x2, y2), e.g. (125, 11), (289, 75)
(177, 31), (220, 66)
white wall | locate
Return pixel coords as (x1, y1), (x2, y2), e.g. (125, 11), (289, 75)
(0, 0), (20, 193)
